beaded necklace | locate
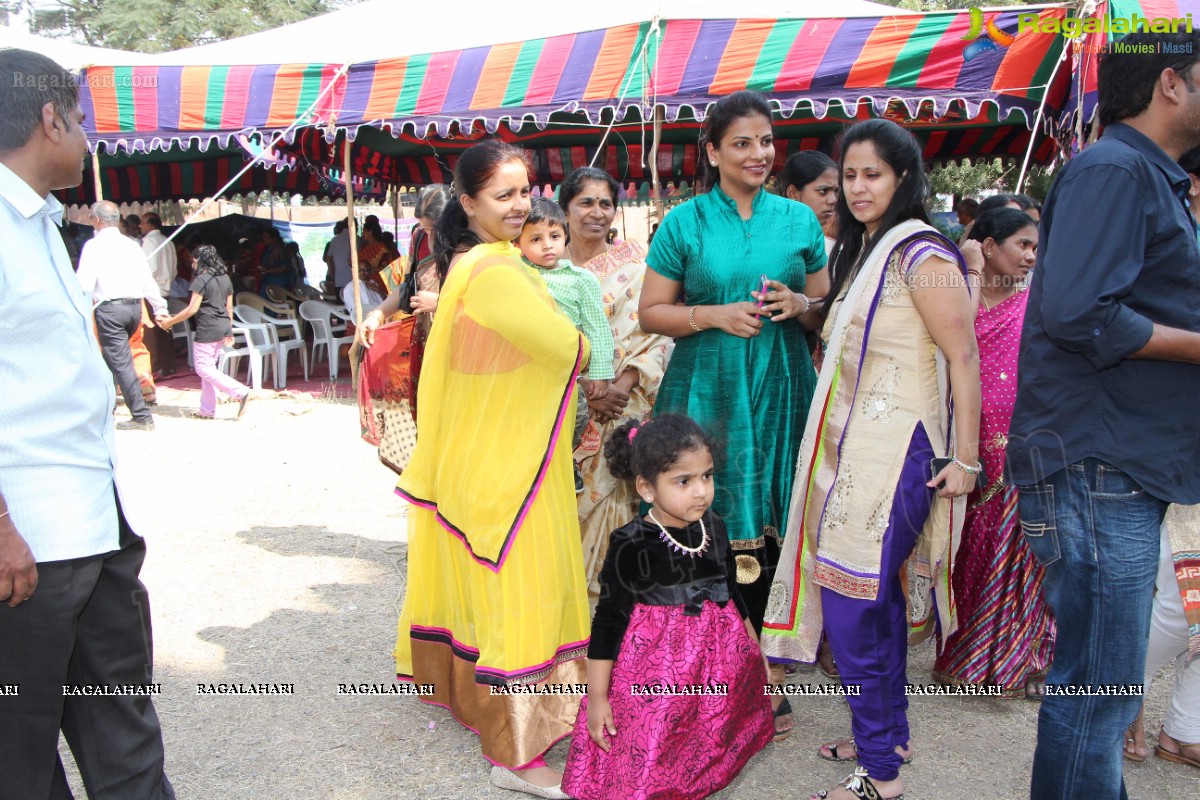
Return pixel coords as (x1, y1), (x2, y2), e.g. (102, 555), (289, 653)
(647, 510), (710, 557)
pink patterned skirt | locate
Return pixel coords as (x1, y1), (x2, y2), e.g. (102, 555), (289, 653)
(562, 600), (773, 800)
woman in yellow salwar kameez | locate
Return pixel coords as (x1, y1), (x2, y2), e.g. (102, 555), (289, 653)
(393, 141), (590, 800)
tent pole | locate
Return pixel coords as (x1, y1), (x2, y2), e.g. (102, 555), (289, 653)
(91, 150), (103, 201)
(1017, 23), (1071, 192)
(392, 187), (401, 262)
(649, 106), (664, 226)
(345, 133), (364, 329)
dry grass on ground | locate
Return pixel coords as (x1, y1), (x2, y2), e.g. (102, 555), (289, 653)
(52, 386), (1194, 799)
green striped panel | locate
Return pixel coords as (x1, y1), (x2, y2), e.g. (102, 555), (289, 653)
(504, 38), (546, 107)
(394, 54), (432, 117)
(1026, 33), (1066, 101)
(887, 14), (955, 88)
(619, 22), (653, 101)
(750, 19), (806, 92)
(204, 66), (230, 127)
(295, 65), (326, 121)
(115, 66), (136, 130)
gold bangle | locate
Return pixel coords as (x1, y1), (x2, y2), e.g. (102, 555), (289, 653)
(688, 306), (702, 333)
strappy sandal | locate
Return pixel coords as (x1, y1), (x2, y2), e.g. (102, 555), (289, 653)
(773, 697), (795, 742)
(811, 767), (904, 800)
(819, 737), (857, 761)
(818, 738), (913, 765)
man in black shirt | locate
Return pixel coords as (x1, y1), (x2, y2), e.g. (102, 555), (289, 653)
(1008, 30), (1200, 800)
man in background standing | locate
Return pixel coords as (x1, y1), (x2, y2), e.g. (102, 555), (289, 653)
(1008, 31), (1200, 800)
(76, 200), (168, 431)
(140, 212), (177, 378)
(0, 48), (175, 800)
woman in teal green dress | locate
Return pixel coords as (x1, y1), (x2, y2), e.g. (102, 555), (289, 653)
(640, 90), (828, 645)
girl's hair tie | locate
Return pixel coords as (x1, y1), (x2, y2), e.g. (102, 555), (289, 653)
(627, 426), (639, 443)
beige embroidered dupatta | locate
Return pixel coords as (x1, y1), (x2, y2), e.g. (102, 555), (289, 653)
(762, 220), (966, 662)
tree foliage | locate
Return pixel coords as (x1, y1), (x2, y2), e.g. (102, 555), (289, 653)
(868, 0), (960, 11)
(38, 0), (341, 53)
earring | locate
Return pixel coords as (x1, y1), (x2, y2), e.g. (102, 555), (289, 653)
(710, 160), (717, 167)
(985, 249), (993, 258)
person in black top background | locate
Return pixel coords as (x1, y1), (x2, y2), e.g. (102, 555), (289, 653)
(159, 245), (250, 420)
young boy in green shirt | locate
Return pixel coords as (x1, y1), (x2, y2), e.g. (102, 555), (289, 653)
(517, 198), (615, 494)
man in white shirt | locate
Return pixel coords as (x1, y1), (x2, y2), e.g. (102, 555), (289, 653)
(139, 212), (178, 378)
(76, 200), (168, 431)
(0, 50), (175, 800)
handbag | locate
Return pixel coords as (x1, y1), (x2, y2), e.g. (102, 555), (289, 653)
(357, 317), (418, 475)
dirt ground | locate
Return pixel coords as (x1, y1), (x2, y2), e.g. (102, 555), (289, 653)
(57, 384), (1194, 799)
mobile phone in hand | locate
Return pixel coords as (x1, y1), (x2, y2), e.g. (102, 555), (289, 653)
(929, 457), (954, 489)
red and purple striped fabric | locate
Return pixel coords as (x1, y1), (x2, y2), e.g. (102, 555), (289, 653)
(80, 9), (1070, 155)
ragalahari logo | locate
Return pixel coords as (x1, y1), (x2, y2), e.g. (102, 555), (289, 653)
(961, 7), (1016, 62)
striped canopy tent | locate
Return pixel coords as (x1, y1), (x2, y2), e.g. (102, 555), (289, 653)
(1064, 0), (1199, 139)
(57, 142), (389, 205)
(272, 102), (1059, 191)
(77, 2), (1072, 199)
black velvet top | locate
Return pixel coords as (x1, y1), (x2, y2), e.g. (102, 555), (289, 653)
(588, 510), (750, 660)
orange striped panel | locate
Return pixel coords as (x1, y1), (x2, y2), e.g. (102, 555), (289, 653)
(86, 67), (120, 132)
(993, 9), (1062, 94)
(471, 42), (524, 110)
(365, 57), (408, 120)
(583, 23), (642, 101)
(846, 16), (923, 89)
(711, 20), (775, 94)
(178, 66), (212, 130)
(265, 64), (307, 127)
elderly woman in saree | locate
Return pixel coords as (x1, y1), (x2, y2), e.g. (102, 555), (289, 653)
(559, 167), (673, 601)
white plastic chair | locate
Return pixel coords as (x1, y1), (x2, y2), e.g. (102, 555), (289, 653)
(218, 322), (275, 390)
(217, 328), (260, 389)
(299, 300), (355, 381)
(236, 305), (308, 389)
(171, 317), (195, 368)
(236, 292), (300, 339)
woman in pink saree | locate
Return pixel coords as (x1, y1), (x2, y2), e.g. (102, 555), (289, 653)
(933, 207), (1054, 696)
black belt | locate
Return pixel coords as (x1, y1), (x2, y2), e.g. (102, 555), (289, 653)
(98, 298), (142, 306)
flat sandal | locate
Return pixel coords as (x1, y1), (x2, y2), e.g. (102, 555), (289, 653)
(812, 767), (904, 800)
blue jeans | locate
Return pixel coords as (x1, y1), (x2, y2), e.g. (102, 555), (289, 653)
(1017, 459), (1165, 800)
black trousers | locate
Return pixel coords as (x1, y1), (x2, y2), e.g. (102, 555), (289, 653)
(93, 302), (151, 422)
(0, 498), (175, 800)
(144, 300), (175, 375)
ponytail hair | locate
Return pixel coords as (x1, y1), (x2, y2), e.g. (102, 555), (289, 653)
(776, 150), (837, 199)
(192, 244), (228, 277)
(966, 207), (1035, 246)
(434, 140), (530, 281)
(604, 414), (721, 483)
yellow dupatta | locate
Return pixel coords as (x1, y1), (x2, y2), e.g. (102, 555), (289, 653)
(396, 241), (588, 569)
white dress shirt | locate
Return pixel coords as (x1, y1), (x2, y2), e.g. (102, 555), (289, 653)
(0, 163), (124, 563)
(141, 228), (177, 297)
(76, 226), (167, 316)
